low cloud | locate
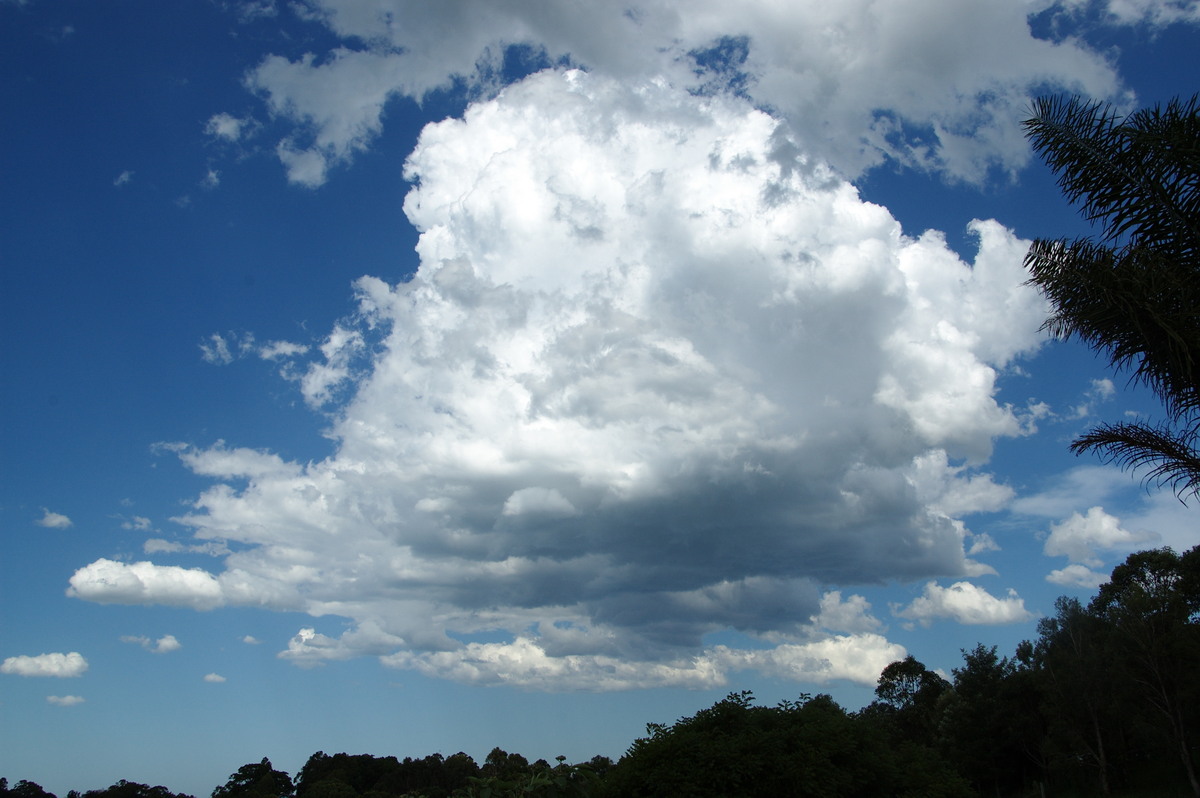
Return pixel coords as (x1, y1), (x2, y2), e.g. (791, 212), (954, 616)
(382, 632), (904, 691)
(68, 559), (225, 610)
(1043, 506), (1159, 567)
(1046, 563), (1108, 588)
(120, 634), (182, 654)
(47, 695), (86, 706)
(203, 673), (227, 683)
(1, 652), (88, 678)
(893, 582), (1035, 626)
(205, 112), (253, 142)
(36, 509), (73, 529)
(121, 516), (153, 531)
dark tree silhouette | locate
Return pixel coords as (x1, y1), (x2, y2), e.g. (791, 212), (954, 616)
(211, 759), (293, 798)
(1022, 93), (1200, 498)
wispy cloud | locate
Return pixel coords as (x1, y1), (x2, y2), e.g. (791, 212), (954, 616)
(120, 634), (182, 654)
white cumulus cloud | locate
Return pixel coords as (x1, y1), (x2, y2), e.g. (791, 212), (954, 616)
(1046, 563), (1109, 588)
(203, 673), (227, 683)
(2, 652), (89, 678)
(47, 695), (86, 706)
(36, 508), (73, 529)
(1044, 505), (1159, 567)
(73, 70), (1052, 689)
(893, 581), (1035, 626)
(205, 112), (253, 142)
(67, 559), (225, 610)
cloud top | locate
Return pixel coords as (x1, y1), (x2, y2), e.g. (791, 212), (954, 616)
(231, 0), (1133, 186)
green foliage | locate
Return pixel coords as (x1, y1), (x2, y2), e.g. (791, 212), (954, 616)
(81, 782), (194, 798)
(456, 756), (599, 798)
(293, 751), (478, 798)
(605, 691), (969, 797)
(1, 781), (58, 798)
(1017, 547), (1200, 796)
(212, 759), (293, 798)
(1022, 93), (1200, 498)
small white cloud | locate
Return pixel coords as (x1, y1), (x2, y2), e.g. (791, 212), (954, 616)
(1044, 506), (1159, 567)
(154, 634), (181, 654)
(36, 509), (73, 529)
(47, 695), (85, 706)
(276, 140), (329, 189)
(203, 672), (227, 683)
(67, 559), (225, 610)
(811, 591), (883, 634)
(1068, 377), (1119, 419)
(502, 487), (578, 517)
(205, 112), (250, 142)
(893, 582), (1035, 626)
(113, 170), (133, 187)
(120, 634), (179, 653)
(242, 635), (261, 645)
(258, 340), (309, 360)
(121, 516), (152, 531)
(1046, 563), (1108, 588)
(1, 652), (89, 678)
(278, 623), (404, 667)
(202, 169), (221, 189)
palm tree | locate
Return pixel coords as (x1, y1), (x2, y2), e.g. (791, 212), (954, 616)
(1022, 93), (1200, 499)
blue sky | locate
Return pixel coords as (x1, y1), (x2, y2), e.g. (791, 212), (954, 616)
(1, 1), (1197, 795)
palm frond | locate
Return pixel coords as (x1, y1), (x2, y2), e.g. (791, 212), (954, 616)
(1024, 237), (1200, 420)
(1022, 94), (1200, 261)
(1071, 421), (1200, 500)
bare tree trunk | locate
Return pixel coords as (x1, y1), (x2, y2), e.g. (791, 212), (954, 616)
(1093, 713), (1111, 796)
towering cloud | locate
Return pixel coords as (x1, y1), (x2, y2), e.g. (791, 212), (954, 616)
(73, 71), (1048, 688)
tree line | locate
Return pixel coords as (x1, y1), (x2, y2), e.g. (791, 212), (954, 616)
(5, 543), (1197, 798)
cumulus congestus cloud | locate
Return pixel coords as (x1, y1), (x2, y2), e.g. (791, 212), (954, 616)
(70, 71), (1047, 689)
